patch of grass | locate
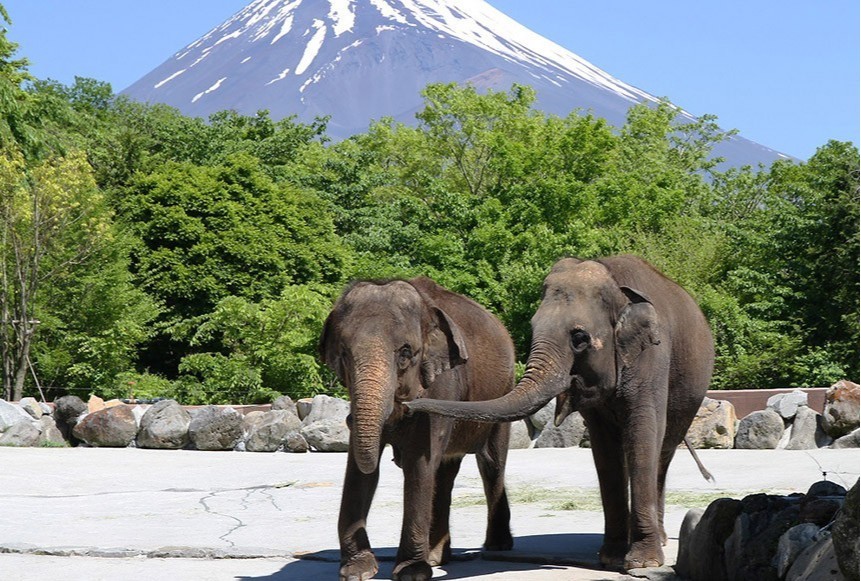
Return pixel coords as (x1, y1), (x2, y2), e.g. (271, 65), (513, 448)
(453, 486), (765, 512)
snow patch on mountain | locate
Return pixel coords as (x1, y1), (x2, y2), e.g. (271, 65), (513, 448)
(192, 77), (227, 103)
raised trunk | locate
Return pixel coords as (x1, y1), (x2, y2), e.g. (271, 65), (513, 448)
(407, 344), (570, 422)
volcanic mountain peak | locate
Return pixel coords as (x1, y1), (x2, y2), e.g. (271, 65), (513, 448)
(122, 0), (787, 167)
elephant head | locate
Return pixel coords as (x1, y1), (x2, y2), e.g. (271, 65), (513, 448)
(405, 259), (664, 425)
(320, 280), (468, 474)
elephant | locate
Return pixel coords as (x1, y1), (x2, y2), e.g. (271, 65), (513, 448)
(319, 276), (515, 581)
(406, 255), (714, 571)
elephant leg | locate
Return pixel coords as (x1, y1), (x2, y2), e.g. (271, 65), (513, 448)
(582, 410), (629, 570)
(428, 457), (463, 566)
(393, 421), (444, 581)
(338, 447), (381, 581)
(476, 421), (513, 551)
(622, 408), (664, 570)
(656, 446), (677, 545)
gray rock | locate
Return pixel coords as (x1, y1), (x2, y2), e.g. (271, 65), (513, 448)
(271, 395), (297, 416)
(724, 493), (802, 581)
(785, 532), (840, 581)
(295, 398), (314, 421)
(37, 416), (67, 447)
(137, 400), (191, 449)
(534, 411), (587, 448)
(0, 399), (32, 432)
(188, 406), (243, 451)
(131, 405), (147, 428)
(54, 395), (87, 424)
(300, 418), (349, 452)
(734, 408), (785, 449)
(831, 479), (859, 580)
(246, 410), (302, 452)
(0, 420), (41, 446)
(673, 497), (741, 581)
(767, 389), (809, 420)
(301, 395), (350, 426)
(72, 405), (138, 447)
(674, 507), (704, 578)
(529, 399), (556, 432)
(508, 419), (533, 450)
(821, 380), (860, 439)
(686, 397), (737, 449)
(829, 427), (859, 449)
(282, 430), (309, 453)
(242, 410), (266, 431)
(18, 397), (43, 419)
(39, 402), (52, 416)
(786, 405), (833, 450)
(53, 395), (87, 443)
(775, 523), (821, 578)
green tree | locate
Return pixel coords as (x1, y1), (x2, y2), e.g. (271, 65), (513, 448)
(119, 153), (349, 377)
(0, 149), (121, 399)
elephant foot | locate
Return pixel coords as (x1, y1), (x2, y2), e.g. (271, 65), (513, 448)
(339, 550), (378, 581)
(598, 540), (628, 571)
(483, 531), (513, 552)
(393, 560), (433, 581)
(624, 541), (664, 570)
(427, 535), (451, 566)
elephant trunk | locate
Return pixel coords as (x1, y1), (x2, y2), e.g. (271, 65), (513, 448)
(406, 339), (569, 422)
(350, 359), (395, 475)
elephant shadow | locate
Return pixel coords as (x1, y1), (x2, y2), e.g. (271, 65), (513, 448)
(237, 533), (617, 580)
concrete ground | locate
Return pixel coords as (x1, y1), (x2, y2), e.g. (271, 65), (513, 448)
(0, 445), (857, 581)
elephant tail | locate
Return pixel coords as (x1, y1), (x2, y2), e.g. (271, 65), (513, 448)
(683, 437), (715, 483)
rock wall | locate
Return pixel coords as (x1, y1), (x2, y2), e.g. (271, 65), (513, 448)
(0, 380), (857, 453)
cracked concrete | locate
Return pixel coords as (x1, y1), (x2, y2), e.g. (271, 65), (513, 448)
(0, 446), (857, 580)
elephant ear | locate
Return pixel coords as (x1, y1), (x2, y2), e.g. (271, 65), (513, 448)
(614, 287), (663, 384)
(422, 306), (469, 385)
(318, 310), (340, 375)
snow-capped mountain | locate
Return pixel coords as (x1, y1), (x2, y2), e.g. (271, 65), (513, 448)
(122, 0), (788, 166)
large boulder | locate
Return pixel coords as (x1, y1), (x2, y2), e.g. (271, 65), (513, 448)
(734, 408), (785, 449)
(674, 497), (742, 580)
(831, 479), (859, 580)
(37, 416), (67, 447)
(136, 400), (191, 449)
(529, 399), (557, 434)
(830, 428), (860, 449)
(0, 420), (41, 446)
(73, 405), (138, 447)
(18, 397), (43, 419)
(300, 417), (349, 452)
(775, 523), (820, 579)
(534, 411), (587, 448)
(0, 400), (32, 432)
(271, 395), (297, 416)
(301, 395), (350, 426)
(188, 406), (243, 451)
(508, 419), (533, 450)
(785, 405), (832, 450)
(767, 389), (809, 420)
(53, 395), (87, 442)
(723, 493), (803, 581)
(686, 397), (737, 449)
(785, 532), (839, 581)
(822, 380), (860, 439)
(246, 410), (302, 452)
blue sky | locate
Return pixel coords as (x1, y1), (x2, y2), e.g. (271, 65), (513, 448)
(3, 1), (858, 160)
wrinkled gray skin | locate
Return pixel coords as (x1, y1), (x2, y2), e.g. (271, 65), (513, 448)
(406, 256), (714, 571)
(320, 277), (515, 581)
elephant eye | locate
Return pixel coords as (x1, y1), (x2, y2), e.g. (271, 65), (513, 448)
(397, 344), (414, 369)
(571, 329), (591, 353)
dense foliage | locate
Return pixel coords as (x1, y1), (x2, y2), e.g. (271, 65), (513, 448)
(2, 7), (858, 403)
